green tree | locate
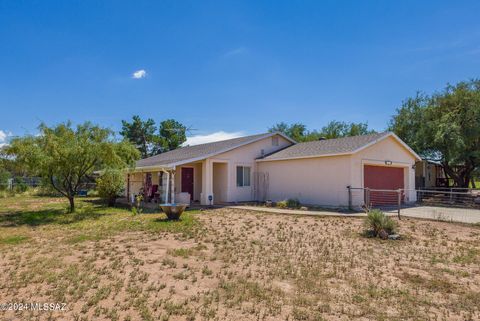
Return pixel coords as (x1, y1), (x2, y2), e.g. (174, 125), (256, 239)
(120, 115), (157, 158)
(390, 80), (480, 187)
(157, 119), (187, 153)
(269, 121), (374, 142)
(320, 120), (374, 139)
(0, 166), (10, 191)
(96, 168), (125, 206)
(6, 122), (139, 212)
(269, 122), (310, 142)
(120, 116), (187, 157)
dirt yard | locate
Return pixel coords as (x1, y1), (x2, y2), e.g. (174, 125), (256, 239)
(1, 197), (479, 321)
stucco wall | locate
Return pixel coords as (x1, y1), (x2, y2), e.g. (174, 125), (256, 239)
(257, 155), (352, 206)
(213, 162), (228, 202)
(210, 134), (293, 203)
(257, 136), (418, 207)
(202, 135), (292, 204)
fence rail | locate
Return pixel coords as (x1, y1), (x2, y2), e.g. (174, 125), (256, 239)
(347, 186), (480, 223)
(0, 178), (96, 193)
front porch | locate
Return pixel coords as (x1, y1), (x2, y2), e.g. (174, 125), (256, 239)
(125, 159), (232, 206)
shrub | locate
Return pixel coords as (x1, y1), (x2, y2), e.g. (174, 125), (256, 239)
(286, 198), (300, 208)
(276, 200), (288, 208)
(364, 209), (396, 237)
(131, 195), (143, 215)
(96, 168), (124, 206)
(13, 177), (28, 193)
(0, 168), (10, 191)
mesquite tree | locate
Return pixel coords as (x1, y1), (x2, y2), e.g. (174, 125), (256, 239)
(7, 122), (139, 212)
(390, 80), (480, 187)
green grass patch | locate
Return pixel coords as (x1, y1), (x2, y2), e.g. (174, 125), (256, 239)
(453, 248), (479, 264)
(0, 196), (202, 244)
(0, 235), (29, 245)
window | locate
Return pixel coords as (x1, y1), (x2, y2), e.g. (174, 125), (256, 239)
(236, 166), (251, 187)
(272, 136), (279, 146)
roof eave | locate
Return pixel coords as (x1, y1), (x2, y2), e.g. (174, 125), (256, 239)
(130, 164), (175, 172)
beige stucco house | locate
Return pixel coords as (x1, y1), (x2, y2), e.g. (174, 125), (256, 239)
(126, 131), (421, 208)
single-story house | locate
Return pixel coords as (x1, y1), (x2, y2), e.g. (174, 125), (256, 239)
(126, 131), (421, 207)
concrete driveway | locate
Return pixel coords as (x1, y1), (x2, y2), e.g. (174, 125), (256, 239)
(229, 205), (480, 224)
(384, 206), (480, 224)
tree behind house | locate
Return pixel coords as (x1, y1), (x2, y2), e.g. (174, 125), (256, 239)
(120, 116), (187, 157)
(6, 122), (139, 212)
(156, 119), (187, 153)
(269, 120), (374, 142)
(389, 79), (480, 187)
(120, 115), (157, 158)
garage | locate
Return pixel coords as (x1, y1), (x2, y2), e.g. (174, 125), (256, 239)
(364, 165), (404, 205)
(257, 132), (420, 207)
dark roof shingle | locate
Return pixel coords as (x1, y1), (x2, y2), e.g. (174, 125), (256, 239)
(260, 132), (390, 161)
(136, 133), (273, 168)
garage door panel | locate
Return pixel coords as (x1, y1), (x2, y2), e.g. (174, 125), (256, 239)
(364, 165), (404, 205)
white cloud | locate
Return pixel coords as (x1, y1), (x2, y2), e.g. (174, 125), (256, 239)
(184, 131), (244, 146)
(132, 69), (147, 79)
(0, 130), (12, 148)
(223, 47), (248, 58)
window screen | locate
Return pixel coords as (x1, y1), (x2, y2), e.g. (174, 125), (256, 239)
(236, 166), (251, 187)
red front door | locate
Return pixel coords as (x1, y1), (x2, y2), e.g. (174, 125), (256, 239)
(181, 167), (194, 200)
(364, 165), (404, 205)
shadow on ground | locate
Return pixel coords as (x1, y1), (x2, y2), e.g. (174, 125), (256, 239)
(0, 206), (105, 228)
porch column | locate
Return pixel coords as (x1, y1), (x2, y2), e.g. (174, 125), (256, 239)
(408, 165), (417, 202)
(171, 171), (175, 204)
(201, 159), (213, 205)
(165, 171), (170, 203)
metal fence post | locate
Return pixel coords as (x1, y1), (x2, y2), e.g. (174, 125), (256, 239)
(347, 185), (352, 211)
(397, 189), (402, 220)
(365, 188), (370, 211)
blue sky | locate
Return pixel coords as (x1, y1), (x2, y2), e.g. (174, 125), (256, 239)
(0, 0), (479, 145)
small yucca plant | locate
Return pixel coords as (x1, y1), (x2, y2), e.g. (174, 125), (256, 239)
(364, 209), (396, 237)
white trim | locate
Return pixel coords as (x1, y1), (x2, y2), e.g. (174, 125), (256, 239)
(235, 164), (252, 187)
(129, 165), (174, 172)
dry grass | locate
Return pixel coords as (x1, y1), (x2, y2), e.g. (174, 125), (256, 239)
(1, 196), (479, 320)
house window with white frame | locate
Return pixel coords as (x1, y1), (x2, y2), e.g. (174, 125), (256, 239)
(236, 166), (251, 187)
